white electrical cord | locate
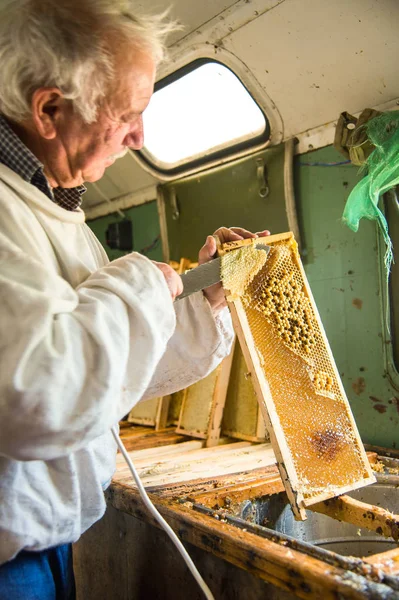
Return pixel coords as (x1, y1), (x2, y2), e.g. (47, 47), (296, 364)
(111, 426), (215, 600)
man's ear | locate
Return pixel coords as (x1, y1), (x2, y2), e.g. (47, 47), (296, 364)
(31, 88), (65, 140)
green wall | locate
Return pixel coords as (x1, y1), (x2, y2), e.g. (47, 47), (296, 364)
(87, 200), (163, 262)
(163, 144), (287, 262)
(295, 146), (398, 449)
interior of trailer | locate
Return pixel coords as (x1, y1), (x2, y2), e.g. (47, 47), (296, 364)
(74, 1), (399, 598)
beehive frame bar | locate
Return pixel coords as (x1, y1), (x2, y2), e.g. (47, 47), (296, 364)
(221, 232), (375, 520)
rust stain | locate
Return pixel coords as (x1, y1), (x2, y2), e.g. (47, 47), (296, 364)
(311, 430), (345, 462)
(352, 298), (363, 309)
(386, 517), (399, 542)
(370, 396), (399, 415)
(369, 395), (382, 403)
(352, 377), (366, 395)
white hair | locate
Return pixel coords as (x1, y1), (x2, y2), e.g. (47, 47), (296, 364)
(0, 0), (180, 123)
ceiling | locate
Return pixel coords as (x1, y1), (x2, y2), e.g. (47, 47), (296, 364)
(83, 0), (399, 214)
(136, 0), (236, 46)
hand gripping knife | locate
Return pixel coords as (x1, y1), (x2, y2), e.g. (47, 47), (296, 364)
(176, 240), (270, 301)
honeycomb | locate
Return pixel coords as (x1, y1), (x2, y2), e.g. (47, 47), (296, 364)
(221, 236), (372, 501)
(221, 242), (269, 300)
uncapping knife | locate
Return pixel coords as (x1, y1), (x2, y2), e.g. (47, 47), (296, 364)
(176, 243), (270, 301)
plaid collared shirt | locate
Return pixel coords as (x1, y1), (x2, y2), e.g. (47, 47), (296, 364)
(0, 114), (85, 211)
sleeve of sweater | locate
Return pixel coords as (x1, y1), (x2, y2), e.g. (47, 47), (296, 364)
(141, 293), (234, 401)
(0, 231), (177, 461)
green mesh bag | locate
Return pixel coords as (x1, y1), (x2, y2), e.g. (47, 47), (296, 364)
(342, 111), (399, 274)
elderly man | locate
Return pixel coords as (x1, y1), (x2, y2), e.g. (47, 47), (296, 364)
(0, 1), (269, 598)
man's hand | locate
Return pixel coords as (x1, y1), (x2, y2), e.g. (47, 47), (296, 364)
(199, 227), (270, 313)
(152, 261), (183, 301)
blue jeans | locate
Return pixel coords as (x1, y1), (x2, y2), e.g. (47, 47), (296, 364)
(0, 544), (75, 600)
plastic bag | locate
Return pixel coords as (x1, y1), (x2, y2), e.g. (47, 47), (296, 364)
(342, 111), (399, 274)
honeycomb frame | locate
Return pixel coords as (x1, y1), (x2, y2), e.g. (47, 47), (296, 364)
(222, 340), (269, 442)
(128, 396), (169, 430)
(176, 342), (235, 447)
(221, 232), (375, 520)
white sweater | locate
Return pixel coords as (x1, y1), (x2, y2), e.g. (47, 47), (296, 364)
(0, 164), (233, 564)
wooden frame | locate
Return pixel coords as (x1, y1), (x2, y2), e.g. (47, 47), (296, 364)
(127, 395), (171, 430)
(166, 390), (186, 427)
(176, 340), (235, 447)
(222, 339), (269, 442)
(220, 232), (376, 520)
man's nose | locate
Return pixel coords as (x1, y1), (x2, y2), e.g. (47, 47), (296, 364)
(125, 117), (144, 150)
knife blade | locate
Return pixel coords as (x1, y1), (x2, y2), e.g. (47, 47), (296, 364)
(176, 243), (270, 301)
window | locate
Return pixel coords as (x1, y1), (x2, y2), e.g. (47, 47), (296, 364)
(139, 60), (269, 174)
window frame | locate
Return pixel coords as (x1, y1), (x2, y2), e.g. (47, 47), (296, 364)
(136, 58), (270, 177)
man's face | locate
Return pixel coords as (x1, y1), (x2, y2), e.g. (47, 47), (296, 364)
(43, 46), (156, 188)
